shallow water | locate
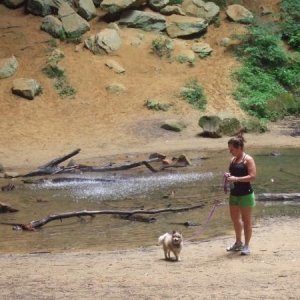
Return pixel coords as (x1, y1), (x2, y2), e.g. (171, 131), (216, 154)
(0, 147), (299, 253)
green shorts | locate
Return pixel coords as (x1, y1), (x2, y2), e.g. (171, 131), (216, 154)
(229, 192), (256, 208)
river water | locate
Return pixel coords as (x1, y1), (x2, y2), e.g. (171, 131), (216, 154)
(0, 147), (299, 253)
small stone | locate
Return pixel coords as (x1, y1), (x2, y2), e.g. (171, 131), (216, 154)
(161, 119), (186, 132)
(149, 0), (169, 11)
(41, 15), (65, 39)
(192, 42), (212, 58)
(226, 4), (253, 24)
(78, 0), (97, 21)
(105, 60), (125, 74)
(106, 83), (126, 94)
(219, 37), (231, 47)
(160, 5), (186, 16)
(107, 22), (120, 32)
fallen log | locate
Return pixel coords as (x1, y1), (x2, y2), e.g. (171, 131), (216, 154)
(257, 193), (300, 202)
(1, 203), (205, 231)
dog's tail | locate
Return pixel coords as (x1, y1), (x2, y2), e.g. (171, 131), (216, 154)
(158, 233), (168, 245)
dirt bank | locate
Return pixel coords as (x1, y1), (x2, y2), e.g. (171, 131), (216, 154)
(0, 217), (299, 299)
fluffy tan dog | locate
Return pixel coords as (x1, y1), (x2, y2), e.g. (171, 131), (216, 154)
(158, 231), (183, 261)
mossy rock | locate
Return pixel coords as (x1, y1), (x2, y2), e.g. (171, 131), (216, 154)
(219, 117), (241, 136)
(198, 115), (221, 138)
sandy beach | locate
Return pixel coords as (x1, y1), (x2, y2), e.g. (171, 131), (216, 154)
(0, 217), (299, 299)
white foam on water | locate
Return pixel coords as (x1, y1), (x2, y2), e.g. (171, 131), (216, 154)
(31, 172), (214, 200)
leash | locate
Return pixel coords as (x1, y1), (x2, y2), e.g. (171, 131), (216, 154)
(186, 199), (222, 242)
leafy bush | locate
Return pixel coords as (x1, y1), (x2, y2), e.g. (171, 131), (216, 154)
(180, 79), (207, 111)
(144, 100), (172, 111)
(151, 37), (173, 58)
(280, 0), (300, 51)
(241, 117), (268, 133)
(42, 64), (64, 79)
(232, 22), (300, 120)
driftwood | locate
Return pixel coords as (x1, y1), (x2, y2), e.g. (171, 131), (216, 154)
(1, 203), (204, 231)
(0, 202), (18, 213)
(17, 150), (191, 178)
(21, 149), (81, 177)
(257, 193), (300, 202)
(22, 177), (116, 184)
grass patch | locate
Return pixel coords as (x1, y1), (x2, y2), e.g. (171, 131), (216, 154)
(180, 79), (207, 111)
(42, 64), (64, 79)
(151, 37), (173, 58)
(144, 100), (172, 111)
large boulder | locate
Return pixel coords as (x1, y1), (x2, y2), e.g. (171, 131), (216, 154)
(58, 3), (90, 38)
(85, 29), (122, 54)
(161, 119), (186, 132)
(101, 0), (145, 14)
(0, 56), (18, 79)
(149, 0), (169, 11)
(219, 117), (241, 136)
(78, 0), (96, 21)
(166, 17), (208, 38)
(12, 78), (42, 100)
(226, 4), (253, 24)
(3, 0), (25, 9)
(118, 10), (166, 32)
(41, 15), (65, 39)
(26, 0), (53, 16)
(198, 115), (222, 138)
(160, 5), (185, 16)
(181, 0), (219, 22)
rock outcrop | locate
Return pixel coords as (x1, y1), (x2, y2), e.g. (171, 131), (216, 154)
(166, 17), (208, 38)
(181, 0), (219, 22)
(85, 29), (122, 54)
(0, 56), (18, 79)
(226, 4), (253, 24)
(101, 0), (145, 14)
(12, 78), (42, 100)
(118, 10), (166, 32)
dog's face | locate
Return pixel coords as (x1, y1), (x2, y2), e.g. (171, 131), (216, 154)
(172, 231), (183, 246)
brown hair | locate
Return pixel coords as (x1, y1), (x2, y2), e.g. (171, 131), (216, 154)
(228, 133), (246, 149)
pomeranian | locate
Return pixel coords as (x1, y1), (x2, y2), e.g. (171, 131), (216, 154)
(158, 231), (183, 261)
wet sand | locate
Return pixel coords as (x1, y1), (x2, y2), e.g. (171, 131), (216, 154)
(0, 217), (299, 299)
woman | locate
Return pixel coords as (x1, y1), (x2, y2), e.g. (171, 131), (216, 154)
(225, 135), (256, 255)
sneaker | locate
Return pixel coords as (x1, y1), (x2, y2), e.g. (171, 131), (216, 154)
(226, 241), (243, 252)
(241, 245), (250, 255)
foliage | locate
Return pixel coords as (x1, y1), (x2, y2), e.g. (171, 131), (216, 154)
(175, 55), (194, 64)
(241, 117), (268, 133)
(48, 38), (59, 48)
(232, 23), (300, 120)
(168, 0), (183, 4)
(180, 79), (207, 111)
(42, 64), (64, 79)
(144, 100), (172, 111)
(36, 85), (43, 96)
(280, 0), (300, 51)
(55, 78), (76, 98)
(151, 37), (173, 58)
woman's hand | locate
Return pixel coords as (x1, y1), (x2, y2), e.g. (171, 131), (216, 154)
(227, 176), (238, 182)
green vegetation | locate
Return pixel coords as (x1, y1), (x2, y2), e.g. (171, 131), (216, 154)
(241, 117), (268, 133)
(232, 21), (300, 121)
(280, 0), (300, 51)
(168, 0), (183, 4)
(42, 64), (76, 98)
(42, 64), (64, 79)
(151, 37), (173, 58)
(180, 79), (207, 111)
(144, 100), (172, 111)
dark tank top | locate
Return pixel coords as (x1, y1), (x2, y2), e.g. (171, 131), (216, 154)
(229, 154), (253, 196)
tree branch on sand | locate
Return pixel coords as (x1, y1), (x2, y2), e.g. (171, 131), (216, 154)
(13, 150), (191, 178)
(1, 204), (205, 231)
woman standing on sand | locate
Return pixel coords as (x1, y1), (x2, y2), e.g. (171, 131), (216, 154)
(224, 135), (256, 255)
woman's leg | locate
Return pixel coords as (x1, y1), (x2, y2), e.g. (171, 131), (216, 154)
(229, 205), (242, 242)
(240, 207), (252, 246)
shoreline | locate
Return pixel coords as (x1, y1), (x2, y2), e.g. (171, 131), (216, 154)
(2, 131), (300, 171)
(0, 216), (299, 299)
